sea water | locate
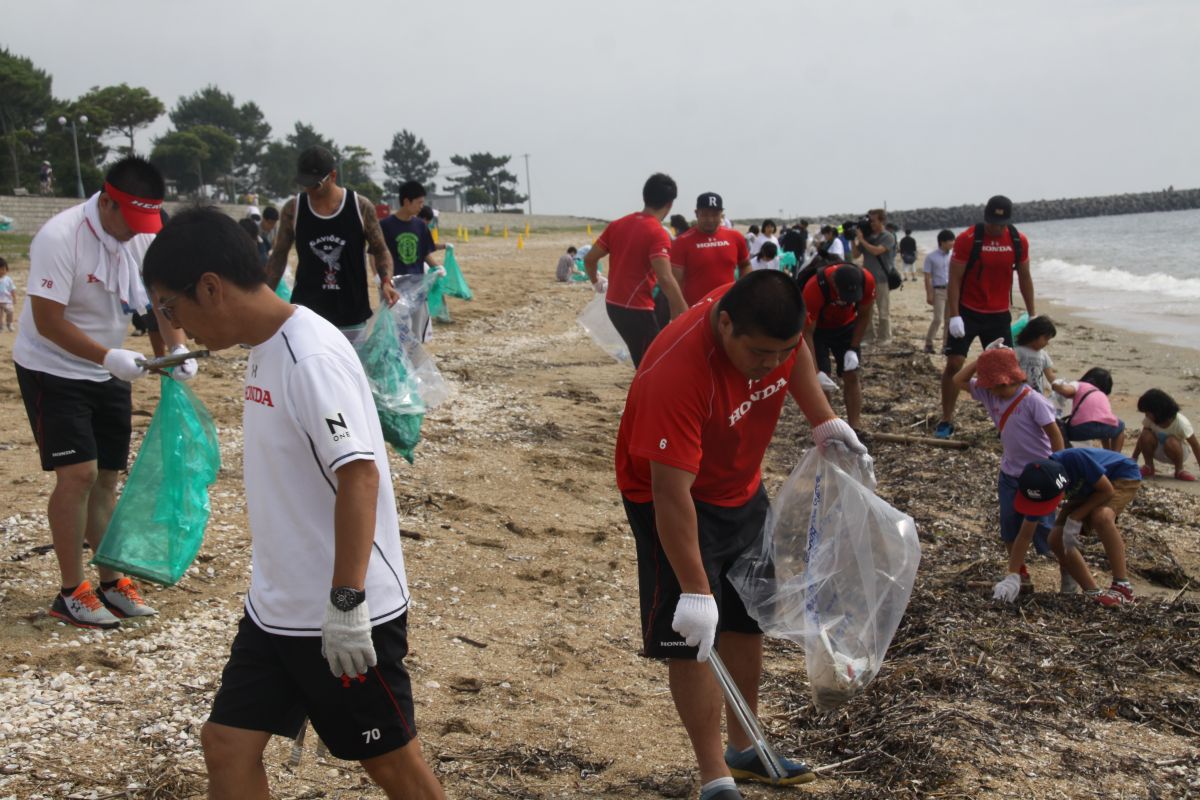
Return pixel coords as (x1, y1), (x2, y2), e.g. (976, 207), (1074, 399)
(916, 208), (1200, 349)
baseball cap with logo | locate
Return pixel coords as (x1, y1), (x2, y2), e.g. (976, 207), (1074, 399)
(984, 195), (1013, 225)
(832, 264), (865, 304)
(696, 192), (724, 211)
(103, 181), (164, 235)
(295, 146), (336, 188)
(1014, 458), (1069, 516)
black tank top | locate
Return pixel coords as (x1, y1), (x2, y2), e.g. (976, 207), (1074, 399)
(291, 189), (371, 328)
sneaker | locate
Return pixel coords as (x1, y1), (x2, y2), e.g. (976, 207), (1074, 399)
(49, 581), (121, 629)
(933, 421), (955, 439)
(1087, 588), (1126, 608)
(100, 577), (158, 618)
(1018, 565), (1034, 596)
(1109, 581), (1136, 604)
(1139, 464), (1155, 478)
(1175, 469), (1196, 482)
(725, 745), (815, 786)
(1060, 572), (1081, 595)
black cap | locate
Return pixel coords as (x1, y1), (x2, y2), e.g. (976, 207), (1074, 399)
(984, 195), (1013, 225)
(1014, 458), (1068, 516)
(832, 264), (864, 304)
(295, 146), (336, 188)
(696, 192), (723, 211)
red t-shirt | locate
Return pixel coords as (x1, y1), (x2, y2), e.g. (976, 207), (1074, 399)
(671, 226), (750, 306)
(803, 266), (876, 329)
(615, 287), (800, 507)
(952, 226), (1030, 314)
(594, 212), (672, 310)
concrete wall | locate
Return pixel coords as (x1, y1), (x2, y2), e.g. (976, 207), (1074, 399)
(0, 195), (607, 236)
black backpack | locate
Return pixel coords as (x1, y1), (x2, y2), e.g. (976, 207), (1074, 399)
(800, 262), (852, 327)
(964, 223), (1023, 278)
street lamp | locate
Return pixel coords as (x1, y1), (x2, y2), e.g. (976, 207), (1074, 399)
(58, 114), (88, 198)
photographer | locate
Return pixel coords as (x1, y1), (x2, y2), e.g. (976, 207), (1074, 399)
(851, 208), (896, 345)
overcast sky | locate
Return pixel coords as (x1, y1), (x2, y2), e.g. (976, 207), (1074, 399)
(5, 0), (1198, 220)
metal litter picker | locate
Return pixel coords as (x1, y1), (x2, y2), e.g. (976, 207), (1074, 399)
(707, 651), (788, 784)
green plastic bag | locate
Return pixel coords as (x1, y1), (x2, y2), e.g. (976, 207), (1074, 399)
(442, 247), (473, 300)
(275, 270), (293, 302)
(427, 272), (451, 323)
(92, 376), (221, 585)
(355, 306), (426, 463)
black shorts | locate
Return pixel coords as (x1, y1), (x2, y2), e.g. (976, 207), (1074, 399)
(944, 307), (1012, 358)
(605, 303), (660, 367)
(812, 323), (859, 377)
(208, 613), (418, 762)
(15, 363), (132, 472)
(624, 485), (767, 660)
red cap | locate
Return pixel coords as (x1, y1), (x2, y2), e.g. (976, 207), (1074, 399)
(103, 182), (164, 235)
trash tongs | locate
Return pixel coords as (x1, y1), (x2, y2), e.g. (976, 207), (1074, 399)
(707, 651), (789, 783)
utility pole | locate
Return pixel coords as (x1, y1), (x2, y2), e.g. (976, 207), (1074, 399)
(58, 115), (88, 198)
(522, 153), (532, 215)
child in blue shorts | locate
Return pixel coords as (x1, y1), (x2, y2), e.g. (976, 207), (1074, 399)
(954, 346), (1064, 593)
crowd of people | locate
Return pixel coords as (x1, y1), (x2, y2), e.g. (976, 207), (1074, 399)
(5, 155), (1198, 800)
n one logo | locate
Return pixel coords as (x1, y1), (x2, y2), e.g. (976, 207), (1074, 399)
(326, 413), (348, 435)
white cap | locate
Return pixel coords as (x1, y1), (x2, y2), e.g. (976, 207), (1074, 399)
(246, 205), (262, 220)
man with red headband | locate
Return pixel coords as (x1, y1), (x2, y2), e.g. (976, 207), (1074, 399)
(13, 156), (195, 630)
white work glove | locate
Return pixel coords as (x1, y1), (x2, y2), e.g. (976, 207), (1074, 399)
(594, 276), (608, 294)
(1062, 517), (1083, 552)
(985, 338), (1008, 351)
(169, 344), (198, 382)
(816, 370), (838, 397)
(992, 573), (1022, 603)
(843, 349), (859, 372)
(812, 418), (868, 455)
(948, 316), (965, 338)
(671, 593), (718, 662)
(103, 348), (149, 382)
(321, 600), (377, 679)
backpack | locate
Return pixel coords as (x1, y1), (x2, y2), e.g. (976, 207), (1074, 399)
(802, 262), (852, 327)
(964, 223), (1023, 278)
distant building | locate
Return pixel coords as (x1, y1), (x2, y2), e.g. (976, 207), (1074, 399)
(427, 192), (462, 213)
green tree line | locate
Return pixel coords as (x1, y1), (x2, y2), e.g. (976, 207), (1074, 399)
(0, 47), (526, 210)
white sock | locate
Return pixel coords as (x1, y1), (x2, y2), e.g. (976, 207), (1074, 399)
(699, 776), (738, 800)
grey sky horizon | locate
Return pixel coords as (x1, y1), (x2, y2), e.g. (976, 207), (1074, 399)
(5, 0), (1197, 221)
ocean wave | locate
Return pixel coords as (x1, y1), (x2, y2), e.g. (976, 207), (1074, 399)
(1033, 258), (1200, 301)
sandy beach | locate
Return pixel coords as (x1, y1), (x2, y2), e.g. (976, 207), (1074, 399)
(0, 228), (1196, 798)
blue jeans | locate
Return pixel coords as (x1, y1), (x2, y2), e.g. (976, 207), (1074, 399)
(999, 471), (1053, 554)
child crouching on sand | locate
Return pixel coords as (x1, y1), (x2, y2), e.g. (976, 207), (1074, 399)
(954, 346), (1064, 594)
(994, 449), (1141, 607)
(1053, 367), (1125, 451)
(1133, 388), (1200, 482)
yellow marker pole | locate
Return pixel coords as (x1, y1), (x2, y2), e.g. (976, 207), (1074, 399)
(586, 224), (592, 237)
(485, 225), (491, 236)
(524, 222), (530, 238)
(503, 226), (509, 239)
(431, 227), (439, 245)
(464, 229), (470, 243)
(517, 235), (524, 250)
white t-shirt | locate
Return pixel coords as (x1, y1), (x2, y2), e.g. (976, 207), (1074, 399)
(242, 306), (409, 635)
(0, 275), (14, 304)
(748, 233), (779, 258)
(13, 203), (152, 381)
(827, 237), (846, 258)
(1146, 412), (1194, 442)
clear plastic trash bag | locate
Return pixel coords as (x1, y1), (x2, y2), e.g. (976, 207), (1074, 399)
(728, 446), (920, 712)
(91, 376), (221, 585)
(386, 278), (453, 410)
(354, 305), (425, 463)
(577, 294), (631, 365)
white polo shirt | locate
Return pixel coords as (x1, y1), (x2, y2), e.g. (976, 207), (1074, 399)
(242, 306), (409, 635)
(13, 202), (152, 381)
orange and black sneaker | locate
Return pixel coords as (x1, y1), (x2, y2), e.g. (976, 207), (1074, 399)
(50, 581), (121, 629)
(99, 578), (158, 619)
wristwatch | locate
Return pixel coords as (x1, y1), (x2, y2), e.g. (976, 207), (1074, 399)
(330, 586), (366, 612)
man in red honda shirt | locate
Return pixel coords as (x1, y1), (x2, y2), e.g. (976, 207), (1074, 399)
(616, 271), (866, 799)
(802, 264), (875, 433)
(671, 192), (751, 306)
(583, 173), (687, 366)
(936, 195), (1035, 439)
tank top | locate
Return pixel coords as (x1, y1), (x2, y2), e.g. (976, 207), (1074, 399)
(291, 189), (371, 328)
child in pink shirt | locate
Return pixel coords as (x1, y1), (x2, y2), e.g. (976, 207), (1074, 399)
(1053, 367), (1125, 451)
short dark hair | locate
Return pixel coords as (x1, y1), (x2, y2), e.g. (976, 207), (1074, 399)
(262, 206), (279, 221)
(105, 156), (164, 199)
(0, 256), (7, 269)
(937, 229), (955, 243)
(1016, 315), (1057, 346)
(756, 242), (778, 261)
(567, 246), (577, 254)
(717, 270), (804, 340)
(1080, 367), (1113, 394)
(761, 219), (777, 232)
(399, 180), (426, 204)
(143, 207), (266, 294)
(642, 173), (677, 209)
(748, 225), (760, 236)
(904, 228), (913, 235)
(669, 214), (690, 234)
(417, 205), (434, 222)
(1137, 388), (1180, 426)
(237, 218), (259, 239)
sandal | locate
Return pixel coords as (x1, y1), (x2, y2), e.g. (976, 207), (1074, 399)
(1175, 469), (1196, 482)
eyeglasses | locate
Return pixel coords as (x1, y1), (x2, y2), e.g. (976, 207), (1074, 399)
(156, 283), (194, 322)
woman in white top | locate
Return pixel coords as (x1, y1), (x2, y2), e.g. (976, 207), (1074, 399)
(748, 218), (779, 258)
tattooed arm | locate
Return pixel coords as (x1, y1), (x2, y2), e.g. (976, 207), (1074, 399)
(265, 198), (297, 290)
(359, 194), (399, 306)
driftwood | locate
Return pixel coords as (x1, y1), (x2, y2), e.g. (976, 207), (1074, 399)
(869, 431), (971, 450)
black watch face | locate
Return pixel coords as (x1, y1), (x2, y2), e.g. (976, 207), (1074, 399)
(332, 587), (362, 610)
